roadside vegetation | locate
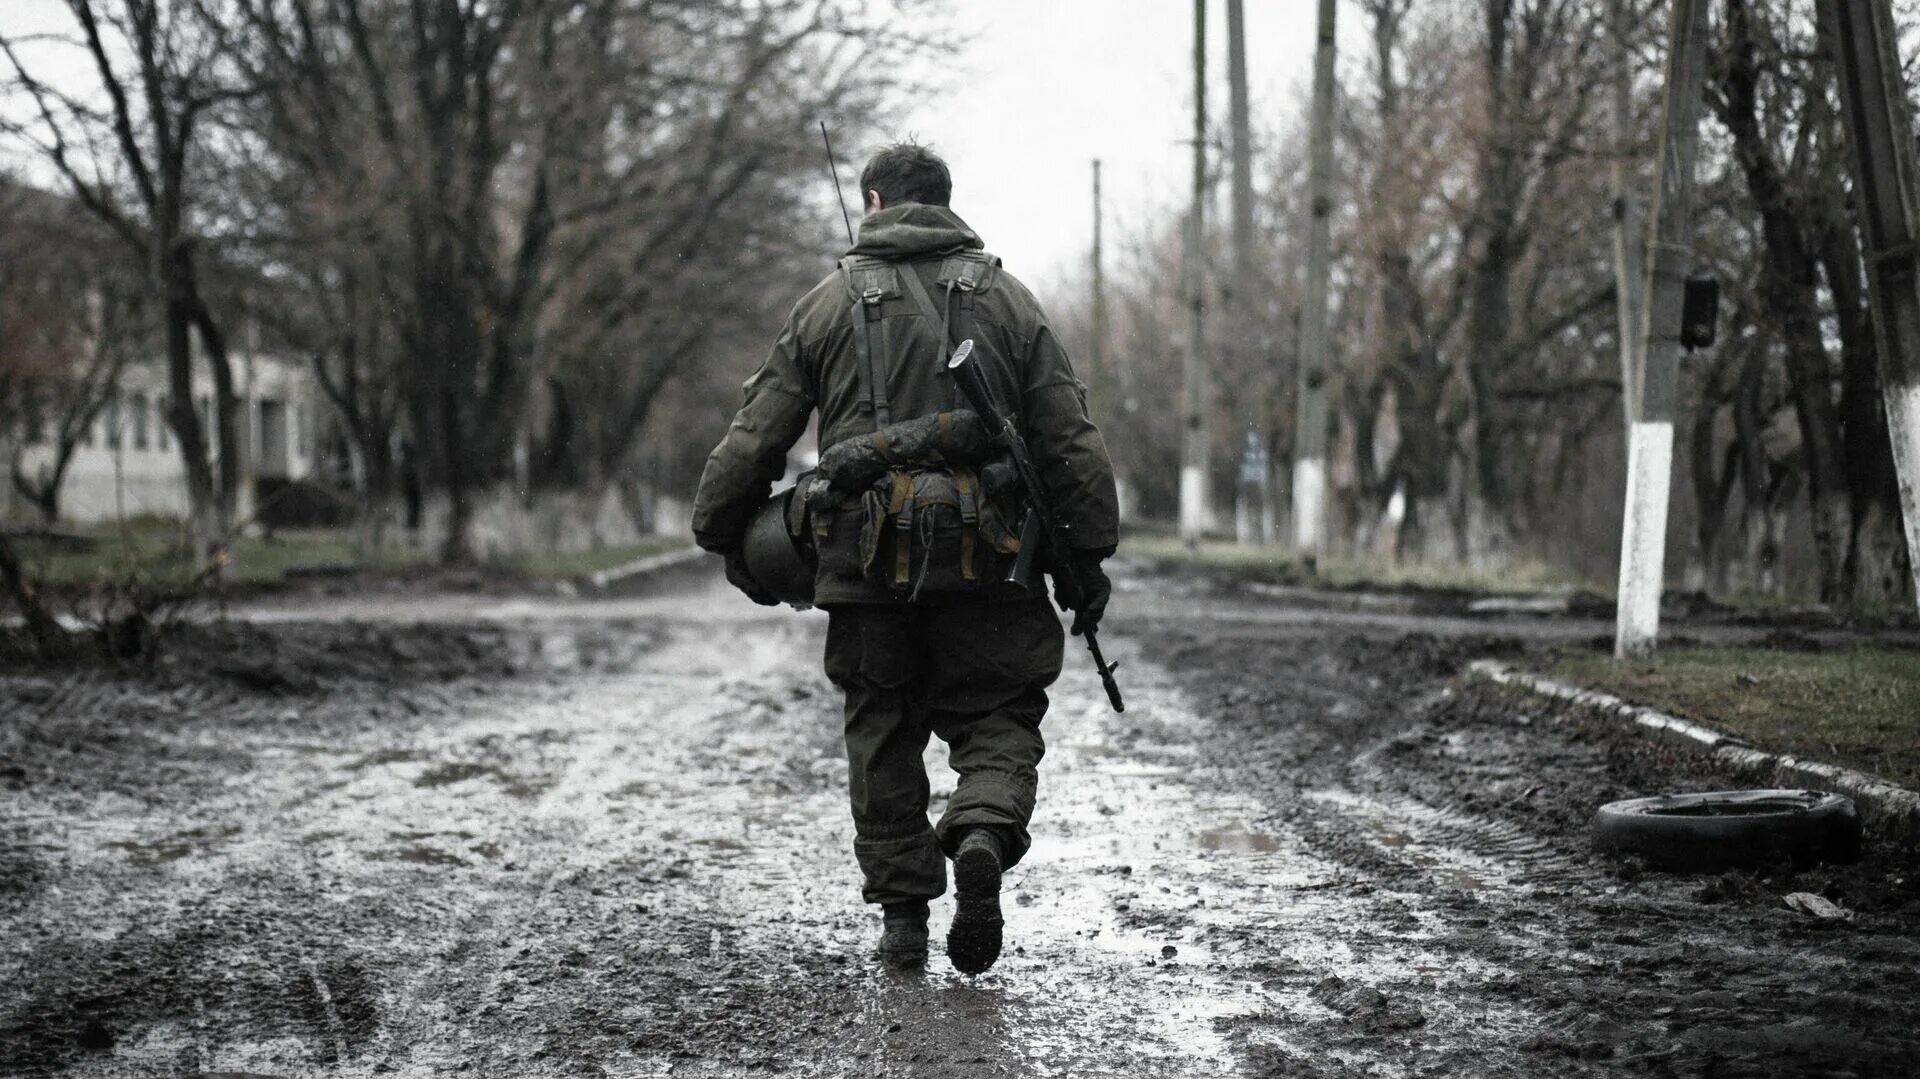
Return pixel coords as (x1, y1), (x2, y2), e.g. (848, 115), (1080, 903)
(9, 523), (688, 591)
(1544, 645), (1920, 788)
(1123, 535), (1597, 598)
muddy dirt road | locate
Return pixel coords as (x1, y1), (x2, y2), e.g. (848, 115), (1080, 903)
(4, 565), (1918, 1077)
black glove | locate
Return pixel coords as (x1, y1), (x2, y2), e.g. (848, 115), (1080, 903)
(724, 549), (780, 606)
(1068, 551), (1111, 637)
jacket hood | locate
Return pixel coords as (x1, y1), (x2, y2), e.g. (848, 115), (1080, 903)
(846, 202), (983, 260)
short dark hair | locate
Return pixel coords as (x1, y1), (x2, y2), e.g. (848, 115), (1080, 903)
(859, 140), (952, 207)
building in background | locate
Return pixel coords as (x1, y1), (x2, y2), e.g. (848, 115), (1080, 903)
(4, 349), (330, 528)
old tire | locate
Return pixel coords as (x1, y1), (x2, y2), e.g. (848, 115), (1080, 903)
(1590, 789), (1861, 873)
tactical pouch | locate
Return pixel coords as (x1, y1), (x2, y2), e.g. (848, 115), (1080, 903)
(809, 468), (1020, 596)
(808, 482), (872, 581)
(863, 466), (1023, 598)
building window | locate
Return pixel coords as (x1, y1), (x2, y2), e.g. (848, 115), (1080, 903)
(104, 393), (121, 449)
(157, 396), (172, 451)
(131, 393), (149, 450)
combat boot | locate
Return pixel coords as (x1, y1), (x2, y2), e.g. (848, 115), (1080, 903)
(877, 900), (929, 968)
(947, 828), (1006, 974)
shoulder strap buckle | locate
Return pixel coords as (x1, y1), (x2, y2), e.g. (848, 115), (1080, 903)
(936, 251), (1000, 293)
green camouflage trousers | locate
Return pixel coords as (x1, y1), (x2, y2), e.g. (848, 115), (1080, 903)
(822, 596), (1065, 906)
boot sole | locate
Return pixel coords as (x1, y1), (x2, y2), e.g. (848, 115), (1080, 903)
(947, 844), (1004, 974)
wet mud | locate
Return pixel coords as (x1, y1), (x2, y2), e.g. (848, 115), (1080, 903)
(3, 567), (1917, 1077)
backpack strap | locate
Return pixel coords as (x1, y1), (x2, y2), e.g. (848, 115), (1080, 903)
(888, 471), (915, 586)
(935, 252), (997, 407)
(894, 260), (953, 352)
(838, 257), (899, 427)
(955, 468), (980, 582)
(936, 250), (1000, 294)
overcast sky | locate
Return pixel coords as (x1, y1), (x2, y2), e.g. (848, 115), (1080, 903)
(896, 1), (1319, 287)
(3, 0), (1324, 287)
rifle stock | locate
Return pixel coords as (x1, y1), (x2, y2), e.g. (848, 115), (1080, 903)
(949, 342), (1124, 713)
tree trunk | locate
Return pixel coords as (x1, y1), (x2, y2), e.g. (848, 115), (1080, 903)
(1718, 0), (1853, 601)
(186, 287), (243, 541)
(0, 529), (67, 661)
(162, 292), (222, 565)
(1819, 207), (1910, 607)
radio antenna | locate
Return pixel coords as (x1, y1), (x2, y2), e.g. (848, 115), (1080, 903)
(819, 121), (855, 246)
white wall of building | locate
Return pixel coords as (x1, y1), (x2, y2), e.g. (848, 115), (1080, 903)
(6, 352), (326, 526)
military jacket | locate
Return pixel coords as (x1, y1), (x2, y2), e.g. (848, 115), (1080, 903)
(691, 202), (1119, 604)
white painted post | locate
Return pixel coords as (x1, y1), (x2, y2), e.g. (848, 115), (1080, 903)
(1615, 0), (1710, 658)
(1179, 0), (1211, 547)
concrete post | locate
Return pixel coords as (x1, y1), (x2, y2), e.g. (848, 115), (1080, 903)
(1615, 0), (1710, 658)
(1609, 0), (1646, 428)
(1225, 0), (1272, 545)
(1292, 0), (1337, 556)
(1179, 0), (1211, 546)
(1090, 158), (1107, 423)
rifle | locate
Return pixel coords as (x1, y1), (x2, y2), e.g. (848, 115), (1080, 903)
(947, 339), (1125, 713)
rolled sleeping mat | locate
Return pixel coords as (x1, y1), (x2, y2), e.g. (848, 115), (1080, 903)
(742, 486), (816, 607)
(817, 410), (993, 488)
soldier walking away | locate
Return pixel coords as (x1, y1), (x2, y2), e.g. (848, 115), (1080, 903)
(691, 142), (1119, 973)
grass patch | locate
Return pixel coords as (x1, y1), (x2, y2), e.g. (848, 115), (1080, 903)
(1121, 536), (1595, 597)
(14, 526), (430, 589)
(1542, 646), (1920, 788)
(13, 525), (689, 589)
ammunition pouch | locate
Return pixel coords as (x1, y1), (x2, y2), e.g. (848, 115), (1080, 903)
(804, 447), (1024, 598)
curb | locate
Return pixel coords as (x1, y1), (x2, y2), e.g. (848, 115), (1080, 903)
(586, 545), (707, 590)
(1468, 659), (1920, 846)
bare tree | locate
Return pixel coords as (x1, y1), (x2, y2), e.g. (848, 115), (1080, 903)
(220, 0), (947, 562)
(1, 0), (248, 565)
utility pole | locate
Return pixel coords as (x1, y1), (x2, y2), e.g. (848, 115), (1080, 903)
(1293, 0), (1337, 557)
(1614, 0), (1710, 658)
(1092, 157), (1125, 519)
(1226, 0), (1271, 545)
(1090, 158), (1107, 422)
(1227, 0), (1253, 286)
(1179, 0), (1211, 546)
(1609, 0), (1646, 429)
(1822, 0), (1920, 613)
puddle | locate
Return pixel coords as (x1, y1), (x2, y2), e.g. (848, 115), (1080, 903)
(348, 747), (421, 770)
(1432, 867), (1487, 891)
(366, 844), (469, 867)
(1194, 827), (1282, 853)
(102, 824), (241, 865)
(413, 762), (503, 788)
(1365, 822), (1413, 848)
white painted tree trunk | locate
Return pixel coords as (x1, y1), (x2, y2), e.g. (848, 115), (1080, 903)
(1615, 421), (1673, 656)
(1292, 457), (1326, 554)
(1885, 383), (1920, 602)
(1179, 465), (1207, 545)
